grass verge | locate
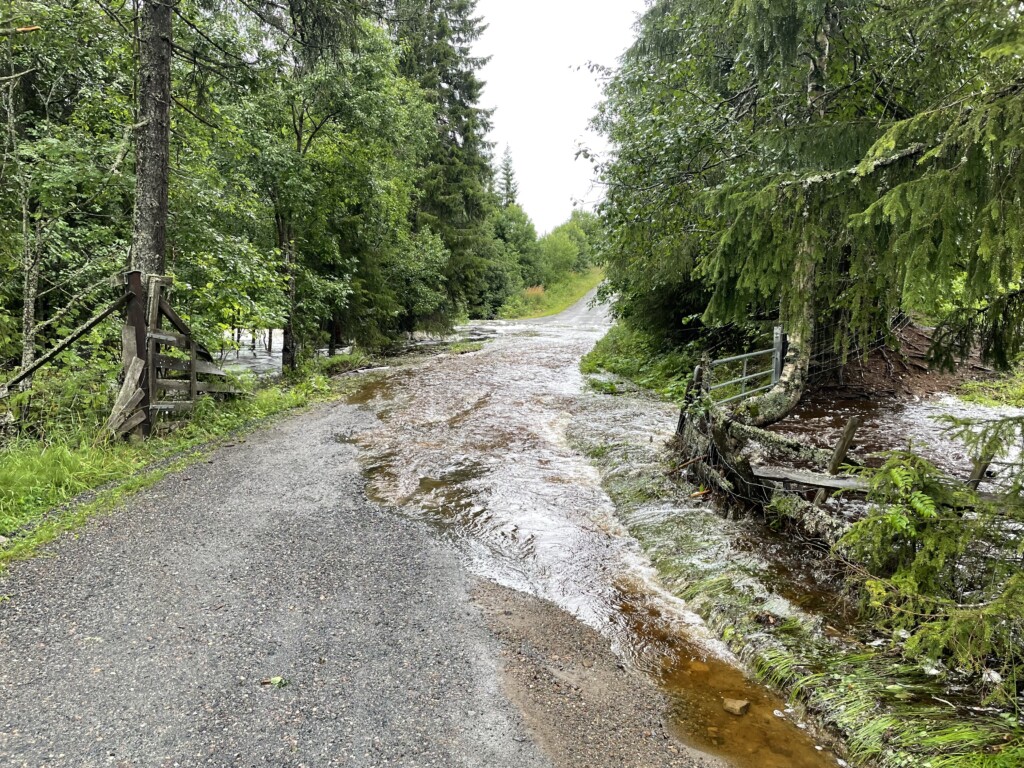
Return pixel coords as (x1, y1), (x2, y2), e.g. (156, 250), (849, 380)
(0, 355), (376, 570)
(581, 321), (698, 403)
(498, 267), (604, 320)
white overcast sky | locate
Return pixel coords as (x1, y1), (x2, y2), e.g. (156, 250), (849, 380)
(474, 1), (648, 234)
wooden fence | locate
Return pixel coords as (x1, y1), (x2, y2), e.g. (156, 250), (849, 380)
(2, 270), (237, 438)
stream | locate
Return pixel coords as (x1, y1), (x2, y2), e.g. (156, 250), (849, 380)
(345, 294), (841, 768)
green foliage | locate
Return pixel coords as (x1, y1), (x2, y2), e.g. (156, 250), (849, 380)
(447, 341), (484, 355)
(498, 266), (604, 320)
(316, 350), (374, 376)
(596, 0), (1024, 367)
(580, 320), (699, 403)
(840, 451), (1024, 707)
(959, 368), (1024, 409)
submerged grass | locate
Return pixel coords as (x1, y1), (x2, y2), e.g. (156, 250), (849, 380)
(570, 390), (1024, 768)
(498, 266), (604, 319)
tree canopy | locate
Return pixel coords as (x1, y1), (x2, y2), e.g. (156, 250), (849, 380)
(596, 0), (1024, 370)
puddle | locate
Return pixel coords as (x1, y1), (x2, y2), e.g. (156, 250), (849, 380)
(345, 294), (839, 767)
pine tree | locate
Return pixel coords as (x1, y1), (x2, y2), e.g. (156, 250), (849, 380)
(390, 0), (496, 315)
(497, 145), (518, 207)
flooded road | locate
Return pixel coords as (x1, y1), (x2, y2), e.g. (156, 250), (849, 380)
(347, 294), (839, 768)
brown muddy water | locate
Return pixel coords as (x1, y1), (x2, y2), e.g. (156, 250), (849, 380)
(344, 294), (840, 768)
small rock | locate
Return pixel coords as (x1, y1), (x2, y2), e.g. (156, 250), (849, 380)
(723, 698), (750, 716)
(0, 535), (8, 547)
(982, 669), (1003, 684)
(689, 660), (710, 673)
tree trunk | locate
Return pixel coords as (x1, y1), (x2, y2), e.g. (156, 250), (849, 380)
(328, 315), (341, 357)
(130, 0), (173, 277)
(733, 256), (815, 427)
(19, 202), (37, 379)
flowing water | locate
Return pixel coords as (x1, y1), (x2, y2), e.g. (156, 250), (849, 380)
(344, 294), (841, 768)
(774, 395), (1024, 492)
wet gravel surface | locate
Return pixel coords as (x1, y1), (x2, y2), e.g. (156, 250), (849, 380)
(475, 582), (725, 768)
(0, 402), (550, 767)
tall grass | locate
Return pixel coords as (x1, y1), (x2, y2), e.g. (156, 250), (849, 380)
(0, 376), (329, 543)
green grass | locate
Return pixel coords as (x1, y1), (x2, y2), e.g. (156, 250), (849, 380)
(0, 372), (347, 568)
(580, 321), (698, 403)
(959, 367), (1024, 407)
(448, 341), (485, 354)
(498, 266), (604, 320)
(315, 349), (375, 376)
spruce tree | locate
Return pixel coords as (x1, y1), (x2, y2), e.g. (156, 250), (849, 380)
(497, 145), (518, 207)
(390, 0), (496, 315)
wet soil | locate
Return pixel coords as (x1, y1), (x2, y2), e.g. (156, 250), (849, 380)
(475, 581), (726, 768)
(347, 294), (840, 768)
(815, 323), (988, 400)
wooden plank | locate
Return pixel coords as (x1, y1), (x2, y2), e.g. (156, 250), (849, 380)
(1, 292), (131, 396)
(153, 354), (190, 373)
(126, 271), (150, 436)
(149, 401), (195, 414)
(156, 378), (191, 393)
(159, 297), (215, 362)
(157, 378), (241, 395)
(116, 409), (148, 436)
(121, 324), (137, 376)
(146, 276), (163, 333)
(196, 380), (243, 395)
(149, 330), (190, 349)
(753, 466), (869, 493)
(829, 416), (863, 475)
(104, 356), (145, 433)
(105, 386), (145, 433)
(189, 342), (198, 402)
(154, 353), (228, 377)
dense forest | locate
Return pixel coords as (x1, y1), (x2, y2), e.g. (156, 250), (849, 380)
(589, 0), (1024, 744)
(0, 0), (600, 405)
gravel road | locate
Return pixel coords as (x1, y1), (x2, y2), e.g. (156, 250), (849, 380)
(0, 403), (548, 767)
(0, 391), (720, 767)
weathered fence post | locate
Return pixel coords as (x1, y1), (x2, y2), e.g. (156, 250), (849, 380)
(124, 271), (151, 436)
(772, 326), (786, 385)
(828, 416), (863, 475)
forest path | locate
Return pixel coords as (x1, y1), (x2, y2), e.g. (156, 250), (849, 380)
(0, 294), (720, 767)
